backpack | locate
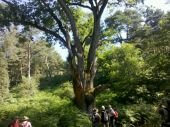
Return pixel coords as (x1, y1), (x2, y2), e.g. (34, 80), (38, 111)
(9, 120), (20, 127)
(92, 113), (100, 123)
(110, 108), (118, 119)
(104, 111), (109, 121)
(22, 121), (31, 127)
(113, 111), (118, 119)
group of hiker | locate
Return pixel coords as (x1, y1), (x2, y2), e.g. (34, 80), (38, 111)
(91, 98), (170, 127)
(91, 105), (118, 127)
(8, 116), (32, 127)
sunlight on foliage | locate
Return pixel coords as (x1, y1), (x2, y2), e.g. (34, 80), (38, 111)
(0, 82), (92, 127)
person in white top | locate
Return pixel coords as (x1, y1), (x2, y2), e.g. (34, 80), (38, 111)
(22, 116), (32, 127)
(108, 105), (116, 127)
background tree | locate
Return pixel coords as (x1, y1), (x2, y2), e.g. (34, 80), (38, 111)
(105, 9), (142, 43)
(31, 40), (64, 80)
(1, 24), (64, 88)
(138, 11), (170, 99)
(0, 51), (9, 102)
(2, 25), (22, 86)
(99, 8), (170, 102)
(104, 7), (164, 44)
(97, 43), (145, 103)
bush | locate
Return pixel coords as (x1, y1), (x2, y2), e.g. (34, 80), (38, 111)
(52, 81), (74, 99)
(13, 76), (39, 97)
(0, 81), (92, 127)
(117, 104), (160, 127)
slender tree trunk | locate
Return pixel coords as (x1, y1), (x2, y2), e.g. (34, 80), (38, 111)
(45, 56), (52, 81)
(19, 59), (23, 79)
(27, 42), (31, 79)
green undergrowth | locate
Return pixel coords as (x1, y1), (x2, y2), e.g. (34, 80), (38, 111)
(0, 82), (92, 127)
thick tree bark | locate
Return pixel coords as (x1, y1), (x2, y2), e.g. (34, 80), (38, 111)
(72, 70), (96, 113)
(68, 54), (96, 113)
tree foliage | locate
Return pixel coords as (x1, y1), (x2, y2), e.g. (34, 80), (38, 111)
(0, 25), (64, 88)
(0, 51), (9, 102)
(138, 12), (170, 97)
(105, 9), (142, 43)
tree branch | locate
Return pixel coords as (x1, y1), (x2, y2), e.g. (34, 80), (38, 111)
(89, 0), (95, 9)
(69, 2), (92, 10)
(58, 0), (82, 53)
(58, 0), (85, 85)
(24, 21), (67, 46)
(39, 0), (67, 37)
(1, 0), (70, 48)
(94, 83), (111, 96)
(1, 0), (12, 6)
(98, 0), (108, 17)
(38, 0), (73, 51)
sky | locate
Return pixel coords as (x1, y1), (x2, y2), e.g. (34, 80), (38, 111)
(55, 0), (170, 61)
(145, 0), (170, 12)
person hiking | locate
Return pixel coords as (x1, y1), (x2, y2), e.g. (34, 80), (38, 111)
(21, 116), (32, 127)
(8, 116), (21, 127)
(101, 105), (109, 127)
(92, 108), (101, 127)
(157, 98), (170, 127)
(108, 105), (118, 127)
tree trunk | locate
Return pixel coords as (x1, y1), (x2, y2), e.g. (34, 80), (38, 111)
(45, 56), (52, 81)
(69, 55), (96, 113)
(72, 72), (95, 113)
(27, 42), (31, 79)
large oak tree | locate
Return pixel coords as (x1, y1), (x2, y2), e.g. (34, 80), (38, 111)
(0, 0), (143, 112)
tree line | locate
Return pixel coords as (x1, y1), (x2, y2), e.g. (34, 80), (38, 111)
(0, 25), (64, 102)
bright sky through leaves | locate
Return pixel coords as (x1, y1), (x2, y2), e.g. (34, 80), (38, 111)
(55, 0), (170, 61)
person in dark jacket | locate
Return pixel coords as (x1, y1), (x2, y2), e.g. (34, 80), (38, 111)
(92, 108), (101, 127)
(101, 105), (109, 127)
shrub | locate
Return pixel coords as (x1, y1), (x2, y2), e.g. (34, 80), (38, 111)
(0, 81), (92, 127)
(119, 104), (160, 127)
(13, 76), (39, 97)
